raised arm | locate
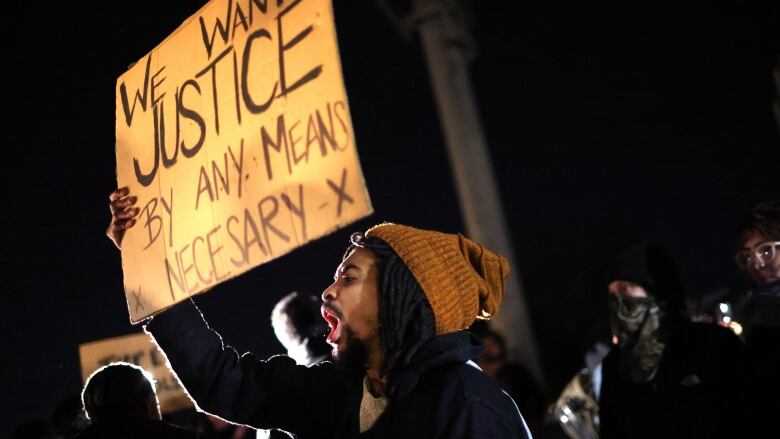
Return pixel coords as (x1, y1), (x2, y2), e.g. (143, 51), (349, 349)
(144, 296), (350, 436)
(106, 188), (350, 436)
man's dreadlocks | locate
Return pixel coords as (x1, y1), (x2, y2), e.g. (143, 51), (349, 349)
(345, 232), (436, 394)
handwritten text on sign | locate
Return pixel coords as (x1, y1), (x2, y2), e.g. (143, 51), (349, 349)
(79, 333), (193, 414)
(116, 0), (372, 322)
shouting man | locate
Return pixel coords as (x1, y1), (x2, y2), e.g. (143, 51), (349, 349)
(107, 187), (531, 438)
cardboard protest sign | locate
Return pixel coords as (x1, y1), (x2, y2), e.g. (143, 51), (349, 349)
(79, 333), (192, 414)
(115, 0), (372, 322)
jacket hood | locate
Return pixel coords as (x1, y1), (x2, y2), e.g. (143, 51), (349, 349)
(608, 241), (685, 314)
(389, 331), (480, 399)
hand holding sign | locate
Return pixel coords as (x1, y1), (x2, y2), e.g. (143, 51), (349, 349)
(107, 187), (140, 249)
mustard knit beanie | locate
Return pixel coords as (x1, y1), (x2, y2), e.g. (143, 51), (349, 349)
(365, 223), (510, 334)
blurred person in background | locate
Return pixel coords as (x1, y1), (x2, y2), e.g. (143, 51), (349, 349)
(595, 242), (747, 438)
(77, 362), (198, 439)
(474, 327), (546, 435)
(734, 199), (780, 419)
(271, 291), (332, 367)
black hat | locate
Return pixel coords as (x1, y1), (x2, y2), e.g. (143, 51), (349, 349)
(607, 241), (685, 313)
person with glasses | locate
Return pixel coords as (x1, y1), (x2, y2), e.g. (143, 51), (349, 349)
(734, 199), (780, 422)
(736, 200), (780, 287)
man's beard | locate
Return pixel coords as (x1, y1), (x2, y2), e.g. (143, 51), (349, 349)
(333, 326), (369, 371)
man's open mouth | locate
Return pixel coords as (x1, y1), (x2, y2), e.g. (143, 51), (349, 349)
(321, 305), (342, 345)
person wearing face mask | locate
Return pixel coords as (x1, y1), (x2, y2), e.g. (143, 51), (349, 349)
(597, 242), (748, 439)
(734, 199), (780, 423)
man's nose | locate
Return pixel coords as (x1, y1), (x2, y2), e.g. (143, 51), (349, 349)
(322, 282), (337, 302)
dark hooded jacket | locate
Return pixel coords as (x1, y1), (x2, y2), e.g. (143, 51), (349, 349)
(599, 319), (747, 439)
(599, 242), (749, 439)
(144, 299), (530, 439)
(739, 279), (780, 429)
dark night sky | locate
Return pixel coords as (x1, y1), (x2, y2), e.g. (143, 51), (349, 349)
(1, 1), (778, 434)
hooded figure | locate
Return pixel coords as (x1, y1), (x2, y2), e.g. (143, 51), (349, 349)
(598, 242), (749, 439)
(605, 242), (684, 383)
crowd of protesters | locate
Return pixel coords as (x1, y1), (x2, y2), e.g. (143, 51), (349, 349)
(11, 196), (780, 438)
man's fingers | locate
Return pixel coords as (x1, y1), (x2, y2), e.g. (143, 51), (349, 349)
(112, 218), (137, 231)
(109, 187), (130, 201)
(116, 207), (140, 220)
(110, 196), (138, 214)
